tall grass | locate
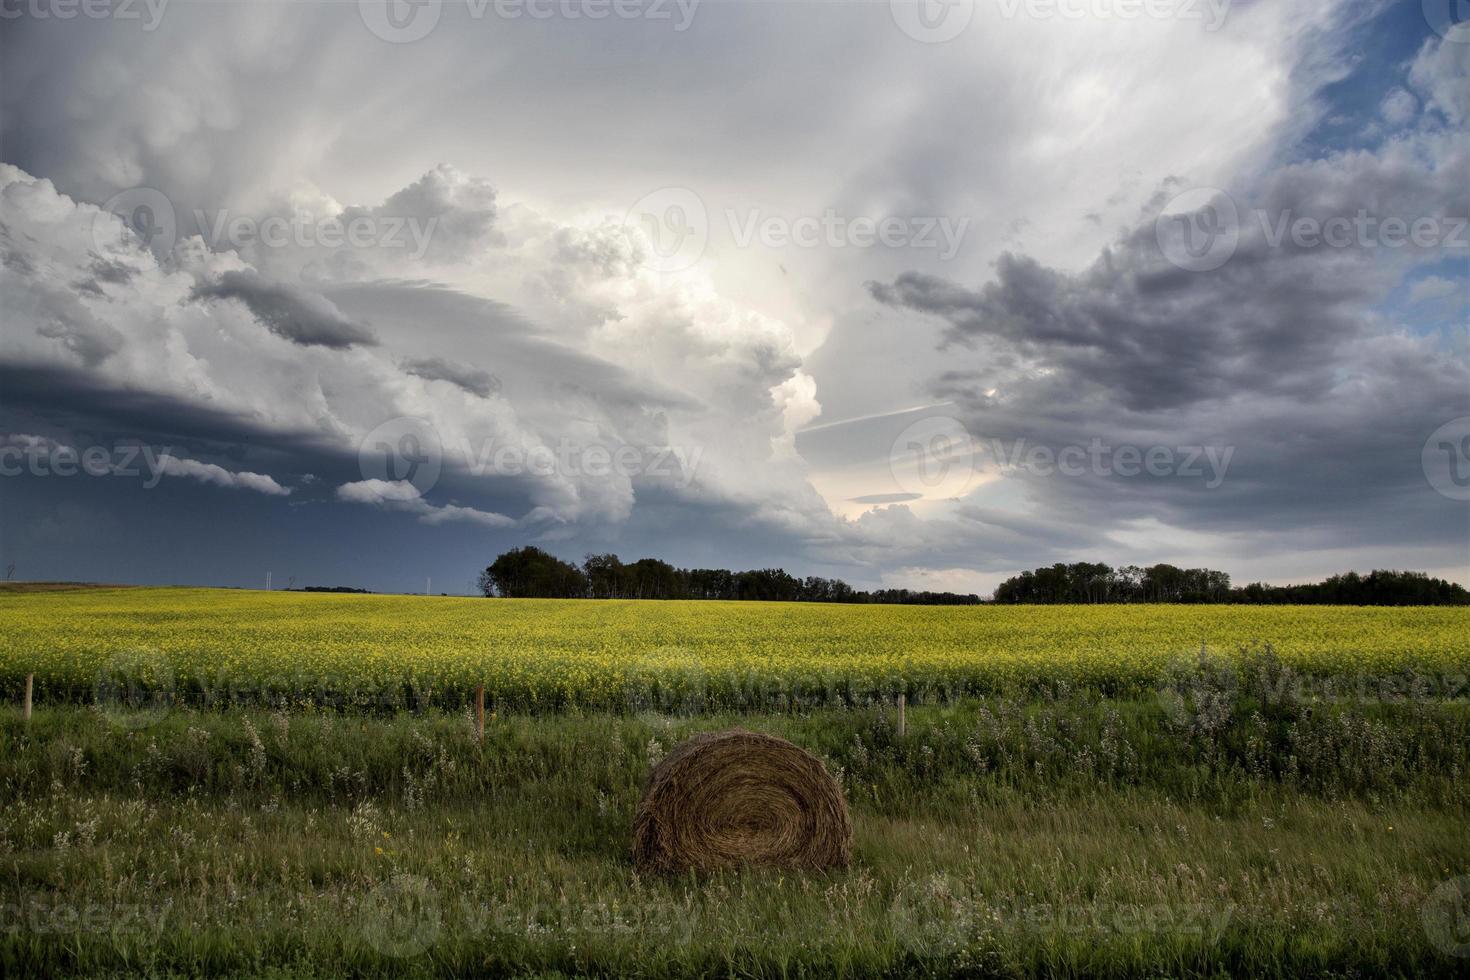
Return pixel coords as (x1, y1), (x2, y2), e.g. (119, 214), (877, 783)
(4, 673), (1467, 977)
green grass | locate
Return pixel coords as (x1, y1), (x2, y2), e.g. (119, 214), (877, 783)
(4, 688), (1469, 977)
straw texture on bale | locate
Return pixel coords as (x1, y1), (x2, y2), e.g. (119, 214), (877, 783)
(632, 729), (852, 873)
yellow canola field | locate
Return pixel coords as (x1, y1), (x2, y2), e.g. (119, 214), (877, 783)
(2, 588), (1465, 710)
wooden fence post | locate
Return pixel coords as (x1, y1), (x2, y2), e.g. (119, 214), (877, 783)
(475, 683), (485, 743)
(897, 692), (906, 737)
(23, 673), (33, 723)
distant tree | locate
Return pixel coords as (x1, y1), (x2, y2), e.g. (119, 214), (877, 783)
(687, 567), (735, 600)
(1232, 569), (1469, 605)
(478, 548), (981, 604)
(734, 568), (801, 601)
(626, 557), (684, 599)
(867, 588), (982, 605)
(1116, 564), (1145, 601)
(994, 562), (1463, 605)
(479, 547), (588, 598)
(583, 553), (624, 599)
(994, 563), (1128, 603)
(1142, 564), (1184, 602)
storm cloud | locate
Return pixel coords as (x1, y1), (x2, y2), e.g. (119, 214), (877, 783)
(0, 0), (1464, 593)
(191, 271), (379, 349)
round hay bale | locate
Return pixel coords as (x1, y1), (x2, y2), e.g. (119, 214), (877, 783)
(632, 728), (852, 873)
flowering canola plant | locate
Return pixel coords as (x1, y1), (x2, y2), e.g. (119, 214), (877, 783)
(1, 588), (1465, 711)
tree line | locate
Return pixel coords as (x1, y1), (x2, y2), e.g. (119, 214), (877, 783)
(476, 548), (981, 604)
(993, 563), (1469, 605)
(475, 549), (1469, 605)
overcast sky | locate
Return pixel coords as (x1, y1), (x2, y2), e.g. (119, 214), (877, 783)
(1, 0), (1466, 594)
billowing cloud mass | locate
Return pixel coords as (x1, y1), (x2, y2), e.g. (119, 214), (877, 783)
(866, 36), (1469, 562)
(400, 357), (501, 398)
(191, 270), (379, 349)
(0, 157), (823, 551)
(0, 1), (1465, 591)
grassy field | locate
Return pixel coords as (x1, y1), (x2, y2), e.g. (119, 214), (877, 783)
(2, 589), (1469, 977)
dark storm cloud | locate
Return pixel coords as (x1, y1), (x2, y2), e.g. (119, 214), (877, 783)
(2, 249), (34, 276)
(871, 108), (1468, 410)
(321, 280), (700, 417)
(0, 364), (542, 537)
(32, 307), (126, 367)
(191, 271), (379, 349)
(2, 1), (1463, 591)
(0, 364), (334, 471)
(400, 357), (501, 398)
(869, 121), (1470, 550)
(88, 255), (136, 284)
(72, 256), (137, 297)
